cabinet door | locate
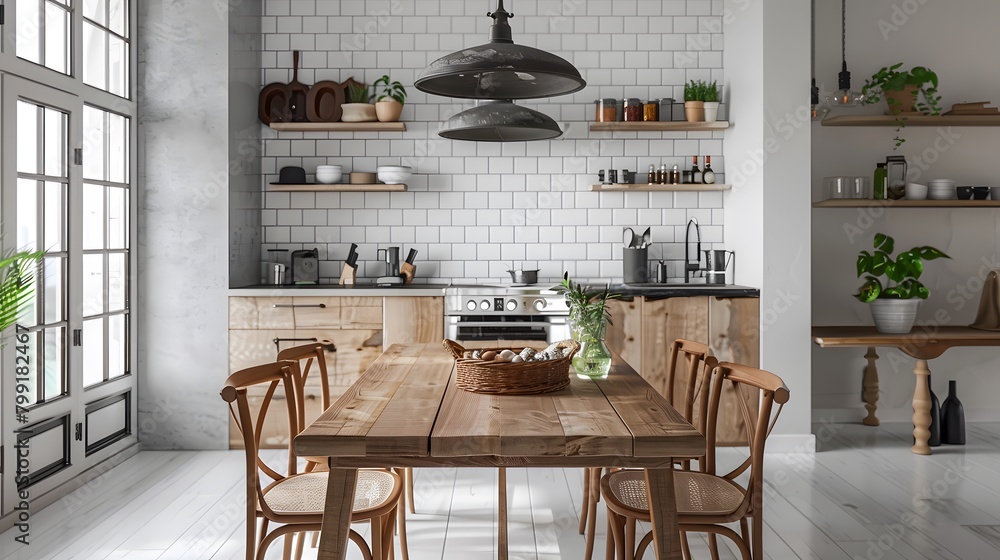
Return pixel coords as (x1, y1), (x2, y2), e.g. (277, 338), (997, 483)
(383, 297), (444, 346)
(709, 297), (760, 446)
(606, 298), (643, 373)
(640, 297), (710, 398)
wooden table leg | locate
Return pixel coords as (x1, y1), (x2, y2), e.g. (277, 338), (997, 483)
(645, 467), (682, 560)
(911, 359), (933, 455)
(863, 347), (880, 426)
(498, 467), (508, 560)
(318, 468), (358, 560)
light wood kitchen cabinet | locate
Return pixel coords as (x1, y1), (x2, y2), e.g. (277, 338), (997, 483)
(383, 296), (444, 347)
(640, 296), (711, 399)
(227, 295), (445, 449)
(605, 298), (644, 373)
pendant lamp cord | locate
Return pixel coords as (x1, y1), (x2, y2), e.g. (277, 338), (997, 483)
(837, 0), (852, 91)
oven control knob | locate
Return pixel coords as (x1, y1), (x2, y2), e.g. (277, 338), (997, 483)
(506, 299), (518, 311)
(480, 300), (491, 311)
(467, 300), (477, 311)
(533, 299), (547, 311)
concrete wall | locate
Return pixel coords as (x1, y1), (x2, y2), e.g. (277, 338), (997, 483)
(812, 0), (1000, 425)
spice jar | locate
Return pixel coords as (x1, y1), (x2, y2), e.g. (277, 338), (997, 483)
(595, 98), (617, 122)
(658, 98), (675, 122)
(623, 98), (642, 122)
(643, 100), (658, 122)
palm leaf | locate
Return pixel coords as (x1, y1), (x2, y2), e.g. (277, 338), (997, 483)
(0, 250), (44, 333)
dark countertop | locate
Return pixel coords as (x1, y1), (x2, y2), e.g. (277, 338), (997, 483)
(608, 283), (760, 299)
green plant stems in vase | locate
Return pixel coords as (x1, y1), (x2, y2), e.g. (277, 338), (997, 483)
(554, 273), (619, 379)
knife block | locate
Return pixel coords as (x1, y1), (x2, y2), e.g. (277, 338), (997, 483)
(338, 262), (357, 286)
(400, 262), (416, 285)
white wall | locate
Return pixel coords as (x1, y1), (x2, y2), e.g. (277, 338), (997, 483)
(725, 0), (813, 450)
(257, 0), (730, 285)
(812, 1), (1000, 424)
(137, 0), (233, 449)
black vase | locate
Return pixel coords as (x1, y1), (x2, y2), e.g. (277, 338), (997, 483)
(941, 380), (966, 445)
(928, 375), (941, 447)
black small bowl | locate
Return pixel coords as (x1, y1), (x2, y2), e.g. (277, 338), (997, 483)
(956, 186), (974, 200)
(973, 186), (991, 200)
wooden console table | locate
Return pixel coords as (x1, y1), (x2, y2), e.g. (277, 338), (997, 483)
(812, 326), (1000, 454)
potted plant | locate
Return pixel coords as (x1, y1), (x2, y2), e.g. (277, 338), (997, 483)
(684, 80), (706, 122)
(861, 64), (942, 148)
(341, 82), (377, 123)
(854, 233), (950, 334)
(1, 248), (44, 334)
(554, 274), (619, 379)
(703, 81), (721, 122)
(373, 74), (406, 123)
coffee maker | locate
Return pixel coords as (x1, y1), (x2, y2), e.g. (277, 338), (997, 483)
(375, 247), (404, 287)
(703, 249), (735, 285)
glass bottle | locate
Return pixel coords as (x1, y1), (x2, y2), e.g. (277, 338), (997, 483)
(571, 319), (612, 379)
(873, 162), (887, 200)
(690, 156), (702, 184)
(702, 156), (715, 184)
(648, 164), (656, 185)
(670, 164), (681, 185)
(658, 163), (668, 184)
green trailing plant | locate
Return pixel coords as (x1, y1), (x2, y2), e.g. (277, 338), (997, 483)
(0, 248), (44, 337)
(861, 64), (942, 149)
(554, 273), (619, 340)
(854, 233), (949, 303)
(373, 74), (407, 105)
(346, 83), (372, 104)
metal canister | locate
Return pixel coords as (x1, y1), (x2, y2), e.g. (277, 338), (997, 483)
(656, 260), (668, 283)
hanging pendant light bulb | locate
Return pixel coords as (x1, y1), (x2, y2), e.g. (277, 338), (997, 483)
(810, 0), (829, 120)
(824, 0), (863, 108)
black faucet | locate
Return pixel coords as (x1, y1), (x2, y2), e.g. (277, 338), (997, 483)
(684, 218), (701, 283)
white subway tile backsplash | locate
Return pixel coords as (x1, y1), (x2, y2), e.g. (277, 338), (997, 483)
(260, 0), (726, 283)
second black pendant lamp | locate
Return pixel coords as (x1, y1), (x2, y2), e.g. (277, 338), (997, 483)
(415, 0), (586, 100)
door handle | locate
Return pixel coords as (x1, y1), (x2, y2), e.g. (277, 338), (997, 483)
(272, 303), (326, 309)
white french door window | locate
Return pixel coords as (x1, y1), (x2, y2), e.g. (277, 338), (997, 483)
(0, 0), (137, 517)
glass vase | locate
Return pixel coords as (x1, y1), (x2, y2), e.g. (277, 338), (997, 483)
(572, 320), (612, 379)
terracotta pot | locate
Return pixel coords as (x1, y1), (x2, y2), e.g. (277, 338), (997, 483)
(883, 84), (919, 115)
(684, 101), (705, 122)
(341, 103), (377, 122)
(375, 99), (403, 122)
(870, 298), (919, 333)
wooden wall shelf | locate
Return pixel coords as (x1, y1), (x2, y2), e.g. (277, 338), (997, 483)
(813, 199), (1000, 208)
(268, 183), (407, 192)
(820, 115), (1000, 127)
(268, 122), (406, 132)
(589, 121), (730, 132)
(592, 184), (731, 192)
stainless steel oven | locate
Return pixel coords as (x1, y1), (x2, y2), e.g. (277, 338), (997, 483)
(444, 285), (571, 343)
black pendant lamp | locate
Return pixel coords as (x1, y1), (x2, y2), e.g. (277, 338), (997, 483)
(415, 0), (586, 100)
(439, 100), (562, 142)
(810, 0), (829, 120)
(823, 0), (862, 107)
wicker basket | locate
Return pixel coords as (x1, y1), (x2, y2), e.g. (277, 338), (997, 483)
(442, 339), (580, 395)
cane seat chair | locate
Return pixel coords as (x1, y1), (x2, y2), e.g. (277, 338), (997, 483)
(222, 360), (403, 560)
(600, 362), (790, 560)
(578, 339), (717, 560)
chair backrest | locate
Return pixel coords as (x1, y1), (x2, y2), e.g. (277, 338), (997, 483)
(665, 339), (719, 435)
(276, 340), (336, 429)
(221, 360), (303, 518)
(704, 362), (789, 516)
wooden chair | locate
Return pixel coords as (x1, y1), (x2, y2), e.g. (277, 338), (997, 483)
(222, 360), (403, 560)
(600, 362), (790, 560)
(276, 340), (410, 560)
(578, 339), (717, 560)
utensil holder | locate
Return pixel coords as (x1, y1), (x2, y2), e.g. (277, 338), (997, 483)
(400, 262), (416, 285)
(338, 262), (357, 286)
(623, 248), (648, 284)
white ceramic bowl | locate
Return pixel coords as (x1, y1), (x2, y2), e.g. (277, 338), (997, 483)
(928, 179), (955, 188)
(315, 165), (342, 184)
(376, 165), (412, 184)
(928, 188), (955, 200)
(905, 182), (928, 200)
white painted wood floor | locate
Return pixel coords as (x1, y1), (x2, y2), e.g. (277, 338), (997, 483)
(3, 423), (1000, 559)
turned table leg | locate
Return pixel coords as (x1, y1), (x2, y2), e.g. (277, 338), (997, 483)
(911, 359), (933, 455)
(862, 347), (880, 426)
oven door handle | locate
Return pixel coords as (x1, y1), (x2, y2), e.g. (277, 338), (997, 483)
(447, 321), (560, 327)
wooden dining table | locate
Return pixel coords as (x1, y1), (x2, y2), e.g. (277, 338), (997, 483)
(293, 342), (706, 560)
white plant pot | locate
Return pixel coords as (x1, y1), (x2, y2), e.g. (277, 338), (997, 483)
(703, 101), (720, 122)
(341, 103), (377, 122)
(870, 298), (920, 334)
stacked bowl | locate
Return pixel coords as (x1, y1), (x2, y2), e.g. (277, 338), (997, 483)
(928, 179), (955, 200)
